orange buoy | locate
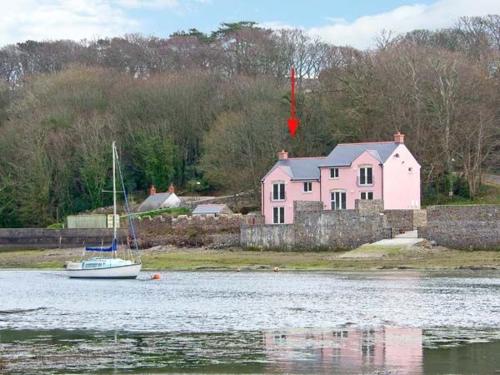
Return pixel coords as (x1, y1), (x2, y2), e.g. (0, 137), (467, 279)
(151, 273), (161, 280)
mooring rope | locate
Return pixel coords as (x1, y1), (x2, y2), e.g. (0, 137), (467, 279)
(115, 146), (140, 262)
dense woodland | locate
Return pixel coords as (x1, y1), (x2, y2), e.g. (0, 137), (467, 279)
(0, 17), (499, 227)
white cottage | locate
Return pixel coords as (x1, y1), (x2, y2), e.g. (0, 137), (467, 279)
(137, 184), (181, 212)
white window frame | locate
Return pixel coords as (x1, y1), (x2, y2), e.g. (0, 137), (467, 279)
(359, 166), (373, 186)
(272, 182), (285, 201)
(273, 206), (285, 224)
(361, 191), (374, 200)
(303, 181), (312, 193)
(330, 167), (339, 179)
(330, 190), (347, 210)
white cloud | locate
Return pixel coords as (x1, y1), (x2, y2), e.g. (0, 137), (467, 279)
(259, 21), (298, 31)
(116, 0), (179, 9)
(0, 0), (206, 46)
(0, 0), (139, 46)
(307, 0), (500, 49)
(2, 0), (499, 49)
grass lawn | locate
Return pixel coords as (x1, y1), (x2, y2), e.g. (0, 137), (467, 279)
(0, 246), (498, 271)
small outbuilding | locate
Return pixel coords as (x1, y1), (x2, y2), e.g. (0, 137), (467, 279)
(192, 204), (232, 216)
(137, 184), (181, 212)
(66, 214), (107, 229)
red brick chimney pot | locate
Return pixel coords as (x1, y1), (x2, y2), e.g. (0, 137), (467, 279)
(394, 131), (405, 144)
(278, 150), (288, 160)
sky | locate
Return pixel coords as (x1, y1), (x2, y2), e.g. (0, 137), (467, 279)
(1, 0), (500, 49)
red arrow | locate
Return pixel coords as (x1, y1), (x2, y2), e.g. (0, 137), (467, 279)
(288, 117), (299, 138)
(288, 66), (299, 137)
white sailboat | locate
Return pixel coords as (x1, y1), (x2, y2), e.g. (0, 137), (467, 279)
(66, 142), (142, 279)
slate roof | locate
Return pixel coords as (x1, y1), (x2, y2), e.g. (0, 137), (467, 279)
(262, 157), (325, 181)
(319, 142), (399, 167)
(137, 193), (172, 212)
(192, 204), (231, 215)
(262, 142), (401, 181)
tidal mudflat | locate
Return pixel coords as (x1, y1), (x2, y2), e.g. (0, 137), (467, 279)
(1, 270), (499, 374)
(1, 246), (499, 270)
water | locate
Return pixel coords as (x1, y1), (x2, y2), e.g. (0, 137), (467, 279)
(0, 270), (499, 374)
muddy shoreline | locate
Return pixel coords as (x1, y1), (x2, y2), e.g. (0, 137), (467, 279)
(0, 245), (499, 271)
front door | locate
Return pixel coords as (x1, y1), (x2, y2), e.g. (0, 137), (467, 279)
(331, 191), (347, 210)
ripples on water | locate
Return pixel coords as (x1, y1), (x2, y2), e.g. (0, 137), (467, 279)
(0, 270), (499, 374)
(1, 270), (499, 331)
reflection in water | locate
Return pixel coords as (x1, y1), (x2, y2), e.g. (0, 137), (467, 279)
(264, 327), (422, 374)
(1, 327), (499, 374)
(1, 270), (499, 373)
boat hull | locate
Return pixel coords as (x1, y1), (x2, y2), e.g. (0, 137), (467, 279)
(66, 263), (142, 279)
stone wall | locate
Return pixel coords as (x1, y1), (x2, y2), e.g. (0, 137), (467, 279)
(355, 199), (384, 214)
(413, 209), (427, 228)
(297, 210), (389, 250)
(384, 210), (412, 235)
(240, 224), (296, 249)
(294, 200), (323, 213)
(354, 200), (428, 237)
(241, 201), (390, 251)
(384, 209), (427, 237)
(135, 214), (247, 248)
(418, 205), (500, 250)
(0, 228), (127, 250)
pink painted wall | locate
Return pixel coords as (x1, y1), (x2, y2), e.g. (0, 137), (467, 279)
(320, 151), (383, 210)
(382, 145), (421, 209)
(384, 327), (423, 374)
(263, 327), (422, 374)
(261, 143), (421, 223)
(262, 165), (320, 224)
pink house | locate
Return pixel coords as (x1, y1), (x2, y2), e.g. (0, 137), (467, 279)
(261, 132), (421, 224)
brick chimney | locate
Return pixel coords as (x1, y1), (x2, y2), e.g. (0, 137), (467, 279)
(149, 185), (157, 196)
(278, 150), (288, 160)
(168, 183), (175, 194)
(394, 131), (405, 144)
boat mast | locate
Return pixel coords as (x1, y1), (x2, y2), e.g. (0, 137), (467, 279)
(112, 141), (117, 250)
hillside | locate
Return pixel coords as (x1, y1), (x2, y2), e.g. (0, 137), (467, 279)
(0, 17), (499, 227)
